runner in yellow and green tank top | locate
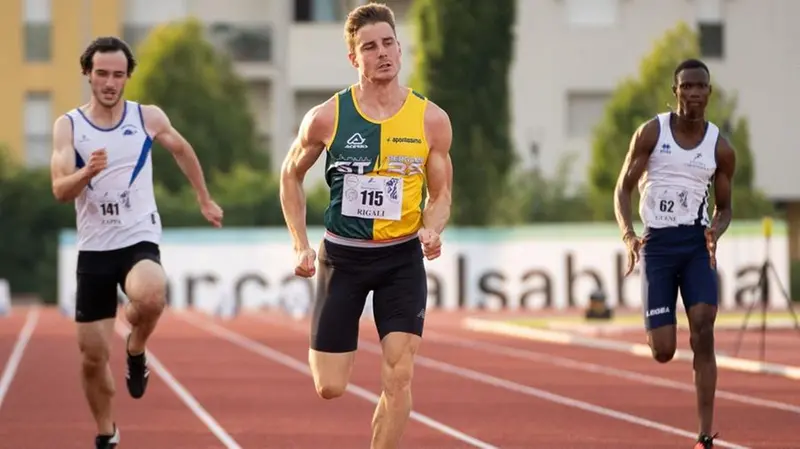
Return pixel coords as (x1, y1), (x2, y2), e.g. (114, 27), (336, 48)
(323, 85), (429, 242)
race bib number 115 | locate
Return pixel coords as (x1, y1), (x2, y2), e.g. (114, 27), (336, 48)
(341, 174), (403, 221)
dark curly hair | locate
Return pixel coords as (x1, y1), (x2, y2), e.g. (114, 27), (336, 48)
(80, 36), (137, 76)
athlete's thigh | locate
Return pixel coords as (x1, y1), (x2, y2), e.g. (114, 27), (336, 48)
(122, 242), (167, 303)
(679, 245), (719, 314)
(371, 241), (427, 342)
(310, 240), (372, 354)
(75, 251), (122, 323)
(640, 247), (681, 331)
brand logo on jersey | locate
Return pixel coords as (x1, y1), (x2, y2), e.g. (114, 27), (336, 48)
(344, 133), (368, 149)
(687, 152), (711, 171)
(332, 156), (372, 174)
(386, 155), (424, 176)
(121, 124), (139, 136)
(659, 143), (671, 154)
(386, 136), (423, 145)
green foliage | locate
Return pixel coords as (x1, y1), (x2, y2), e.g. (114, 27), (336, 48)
(409, 0), (516, 225)
(588, 22), (770, 221)
(156, 164), (331, 227)
(0, 166), (74, 302)
(495, 153), (593, 224)
(125, 18), (268, 193)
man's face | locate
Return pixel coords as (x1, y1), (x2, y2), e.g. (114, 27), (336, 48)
(349, 22), (401, 83)
(674, 67), (712, 119)
(88, 50), (129, 108)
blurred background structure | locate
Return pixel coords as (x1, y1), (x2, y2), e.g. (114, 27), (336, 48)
(1, 0), (799, 318)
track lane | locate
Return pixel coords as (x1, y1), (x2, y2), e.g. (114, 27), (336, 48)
(0, 308), (225, 449)
(211, 312), (708, 448)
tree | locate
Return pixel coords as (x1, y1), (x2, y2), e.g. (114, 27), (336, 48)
(125, 19), (268, 193)
(409, 0), (516, 225)
(587, 22), (771, 221)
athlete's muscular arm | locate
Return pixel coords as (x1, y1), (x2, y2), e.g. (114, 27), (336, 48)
(421, 103), (453, 235)
(710, 137), (736, 240)
(141, 104), (212, 203)
(280, 99), (335, 252)
(614, 119), (658, 239)
(50, 115), (97, 202)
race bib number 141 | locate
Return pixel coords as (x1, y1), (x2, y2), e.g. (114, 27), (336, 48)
(341, 174), (403, 221)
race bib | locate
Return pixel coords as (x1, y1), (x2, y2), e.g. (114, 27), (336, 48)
(648, 187), (692, 223)
(89, 189), (133, 227)
(341, 174), (403, 221)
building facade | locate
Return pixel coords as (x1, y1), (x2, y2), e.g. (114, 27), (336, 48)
(2, 0), (798, 203)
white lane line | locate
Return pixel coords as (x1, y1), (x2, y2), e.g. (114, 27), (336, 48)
(0, 307), (39, 411)
(422, 329), (800, 414)
(114, 321), (243, 449)
(177, 313), (499, 449)
(251, 313), (751, 449)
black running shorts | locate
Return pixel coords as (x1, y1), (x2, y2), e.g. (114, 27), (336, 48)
(74, 241), (162, 323)
(310, 237), (428, 353)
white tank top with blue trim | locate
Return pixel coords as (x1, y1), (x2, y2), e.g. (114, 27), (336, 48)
(638, 112), (719, 230)
(65, 100), (161, 251)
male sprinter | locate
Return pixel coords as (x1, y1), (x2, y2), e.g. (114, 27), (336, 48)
(50, 36), (223, 449)
(614, 59), (736, 448)
(279, 4), (452, 448)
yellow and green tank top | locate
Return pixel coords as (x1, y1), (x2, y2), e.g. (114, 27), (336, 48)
(323, 86), (430, 242)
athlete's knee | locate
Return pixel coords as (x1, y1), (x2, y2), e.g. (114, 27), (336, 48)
(309, 350), (353, 400)
(647, 327), (677, 363)
(78, 333), (110, 374)
(688, 304), (717, 357)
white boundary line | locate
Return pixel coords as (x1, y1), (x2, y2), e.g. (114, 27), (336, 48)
(114, 321), (242, 449)
(353, 340), (751, 449)
(0, 307), (39, 411)
(176, 313), (499, 449)
(422, 330), (800, 414)
(249, 313), (750, 449)
(463, 317), (800, 380)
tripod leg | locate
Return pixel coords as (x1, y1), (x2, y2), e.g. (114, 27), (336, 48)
(766, 262), (800, 331)
(732, 276), (764, 357)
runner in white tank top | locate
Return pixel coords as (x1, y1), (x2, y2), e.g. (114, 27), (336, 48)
(49, 36), (223, 449)
(612, 59), (736, 448)
(66, 100), (161, 252)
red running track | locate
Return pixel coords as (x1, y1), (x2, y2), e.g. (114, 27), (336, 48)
(0, 305), (797, 448)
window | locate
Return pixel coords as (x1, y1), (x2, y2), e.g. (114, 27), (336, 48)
(566, 92), (610, 139)
(295, 0), (366, 22)
(23, 0), (51, 62)
(24, 92), (52, 168)
(208, 23), (273, 63)
(565, 0), (618, 27)
(698, 22), (724, 58)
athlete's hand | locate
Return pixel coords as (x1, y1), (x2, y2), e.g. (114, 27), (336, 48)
(418, 228), (442, 261)
(705, 227), (718, 270)
(623, 232), (646, 277)
(294, 247), (317, 278)
(85, 149), (108, 177)
(200, 198), (223, 228)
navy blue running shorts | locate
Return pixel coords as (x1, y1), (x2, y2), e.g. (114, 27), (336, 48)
(640, 224), (718, 330)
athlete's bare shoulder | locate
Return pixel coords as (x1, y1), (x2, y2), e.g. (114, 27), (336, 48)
(422, 99), (452, 154)
(136, 104), (169, 136)
(633, 116), (661, 149)
(301, 95), (338, 148)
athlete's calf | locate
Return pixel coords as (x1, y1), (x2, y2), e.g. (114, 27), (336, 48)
(371, 331), (420, 449)
(77, 319), (117, 436)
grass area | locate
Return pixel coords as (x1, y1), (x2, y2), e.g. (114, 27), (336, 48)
(507, 310), (799, 328)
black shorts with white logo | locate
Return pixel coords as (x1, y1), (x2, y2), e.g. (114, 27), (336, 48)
(310, 237), (428, 353)
(74, 241), (161, 323)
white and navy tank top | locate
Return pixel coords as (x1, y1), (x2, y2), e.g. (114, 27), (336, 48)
(65, 101), (161, 251)
(638, 112), (719, 229)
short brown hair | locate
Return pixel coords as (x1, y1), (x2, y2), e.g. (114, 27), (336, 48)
(344, 3), (396, 52)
